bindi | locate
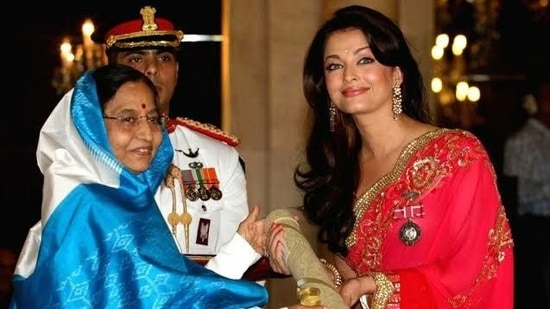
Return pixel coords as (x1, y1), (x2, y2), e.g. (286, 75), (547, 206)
(141, 103), (147, 109)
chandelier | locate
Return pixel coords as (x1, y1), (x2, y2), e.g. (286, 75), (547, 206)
(51, 19), (107, 96)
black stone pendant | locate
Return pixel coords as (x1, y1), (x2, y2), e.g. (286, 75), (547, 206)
(399, 219), (421, 246)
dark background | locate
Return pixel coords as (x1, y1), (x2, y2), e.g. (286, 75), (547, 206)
(1, 1), (221, 250)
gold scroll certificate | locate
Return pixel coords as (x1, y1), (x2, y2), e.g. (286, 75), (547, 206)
(265, 208), (347, 308)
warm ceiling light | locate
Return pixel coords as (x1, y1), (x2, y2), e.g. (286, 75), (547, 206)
(431, 77), (443, 93)
(431, 45), (445, 60)
(467, 86), (481, 102)
(452, 35), (468, 56)
(82, 19), (95, 37)
(435, 33), (449, 48)
(455, 81), (469, 101)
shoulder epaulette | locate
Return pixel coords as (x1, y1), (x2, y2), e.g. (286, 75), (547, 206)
(167, 117), (240, 147)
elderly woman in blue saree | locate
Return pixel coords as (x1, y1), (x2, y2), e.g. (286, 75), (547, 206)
(10, 64), (268, 308)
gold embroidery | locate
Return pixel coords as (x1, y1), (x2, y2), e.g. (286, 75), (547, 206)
(449, 206), (513, 307)
(346, 128), (513, 307)
(174, 117), (240, 146)
(347, 130), (447, 271)
(411, 157), (437, 187)
(347, 129), (496, 271)
(108, 39), (182, 49)
(368, 272), (396, 309)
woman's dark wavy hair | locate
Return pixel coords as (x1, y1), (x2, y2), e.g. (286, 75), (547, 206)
(295, 5), (430, 256)
(92, 64), (160, 111)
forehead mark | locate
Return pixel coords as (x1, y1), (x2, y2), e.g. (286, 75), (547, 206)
(141, 103), (147, 109)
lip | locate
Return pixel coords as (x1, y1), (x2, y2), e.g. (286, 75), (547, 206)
(342, 86), (367, 97)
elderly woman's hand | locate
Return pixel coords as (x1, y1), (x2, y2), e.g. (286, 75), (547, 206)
(236, 205), (266, 255)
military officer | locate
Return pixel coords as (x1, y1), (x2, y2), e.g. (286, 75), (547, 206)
(91, 2), (268, 281)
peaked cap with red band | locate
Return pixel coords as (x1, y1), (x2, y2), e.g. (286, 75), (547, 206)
(91, 5), (184, 51)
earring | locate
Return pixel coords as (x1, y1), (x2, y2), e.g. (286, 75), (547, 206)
(392, 85), (403, 120)
(329, 102), (336, 132)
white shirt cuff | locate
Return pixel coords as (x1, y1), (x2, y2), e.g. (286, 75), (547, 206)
(205, 233), (261, 279)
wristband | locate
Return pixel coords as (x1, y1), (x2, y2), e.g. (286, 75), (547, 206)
(320, 258), (343, 288)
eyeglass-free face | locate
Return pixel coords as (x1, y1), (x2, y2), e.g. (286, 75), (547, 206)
(323, 28), (403, 120)
(103, 80), (163, 174)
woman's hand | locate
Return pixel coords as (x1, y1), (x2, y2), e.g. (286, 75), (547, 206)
(236, 205), (266, 255)
(339, 275), (377, 308)
(266, 221), (291, 275)
(339, 277), (365, 307)
(333, 255), (374, 307)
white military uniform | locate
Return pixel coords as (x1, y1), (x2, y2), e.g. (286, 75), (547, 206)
(155, 117), (261, 280)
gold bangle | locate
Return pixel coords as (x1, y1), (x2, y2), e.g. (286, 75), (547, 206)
(296, 286), (322, 306)
(320, 258), (343, 288)
(367, 272), (395, 309)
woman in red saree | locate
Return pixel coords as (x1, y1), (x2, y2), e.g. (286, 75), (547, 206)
(267, 5), (513, 309)
(341, 129), (514, 308)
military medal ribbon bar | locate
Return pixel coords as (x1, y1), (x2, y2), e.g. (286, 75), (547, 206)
(393, 204), (424, 220)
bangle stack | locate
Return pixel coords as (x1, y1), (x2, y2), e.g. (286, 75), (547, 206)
(368, 272), (395, 309)
(320, 258), (343, 288)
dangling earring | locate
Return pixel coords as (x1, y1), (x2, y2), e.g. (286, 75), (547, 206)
(329, 102), (336, 132)
(392, 85), (403, 120)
